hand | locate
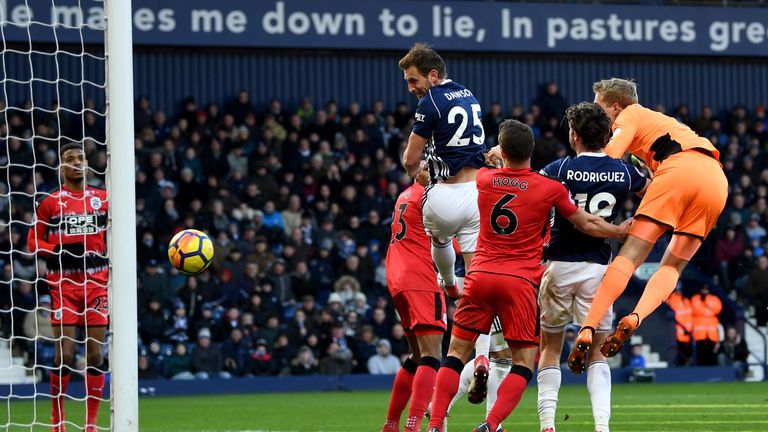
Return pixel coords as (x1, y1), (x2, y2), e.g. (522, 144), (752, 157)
(617, 218), (633, 241)
(485, 146), (503, 167)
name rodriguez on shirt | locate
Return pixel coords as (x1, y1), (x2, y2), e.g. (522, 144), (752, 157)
(565, 170), (626, 183)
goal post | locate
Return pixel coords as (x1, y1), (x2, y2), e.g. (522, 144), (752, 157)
(105, 0), (138, 430)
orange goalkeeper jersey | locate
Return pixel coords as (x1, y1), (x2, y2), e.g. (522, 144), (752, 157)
(605, 104), (721, 173)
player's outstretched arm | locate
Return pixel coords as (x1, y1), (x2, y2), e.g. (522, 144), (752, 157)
(566, 208), (629, 241)
(403, 133), (429, 177)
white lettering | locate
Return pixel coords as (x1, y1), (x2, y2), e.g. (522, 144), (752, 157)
(191, 9), (224, 33)
(455, 15), (474, 38)
(659, 20), (678, 42)
(133, 8), (154, 32)
(263, 1), (365, 36)
(158, 9), (176, 32)
(514, 16), (533, 39)
(287, 11), (310, 35)
(547, 17), (569, 48)
(379, 8), (396, 37)
(396, 14), (417, 37)
(263, 1), (285, 34)
(710, 21), (730, 51)
(226, 10), (247, 34)
(86, 6), (104, 29)
(10, 4), (32, 27)
(51, 5), (81, 27)
(746, 22), (765, 44)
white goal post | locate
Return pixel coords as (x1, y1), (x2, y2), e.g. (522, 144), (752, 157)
(105, 0), (138, 430)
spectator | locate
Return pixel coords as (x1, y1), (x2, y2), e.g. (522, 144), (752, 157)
(717, 326), (749, 380)
(250, 338), (277, 376)
(221, 328), (251, 377)
(628, 345), (646, 369)
(319, 341), (354, 375)
(138, 354), (160, 380)
(272, 334), (296, 375)
(367, 339), (400, 375)
(140, 260), (171, 307)
(191, 328), (230, 379)
(290, 346), (319, 375)
(166, 343), (194, 380)
(139, 298), (167, 344)
(714, 227), (746, 290)
(692, 285), (722, 366)
(666, 285), (694, 366)
(535, 81), (568, 126)
(165, 301), (190, 343)
(746, 255), (768, 326)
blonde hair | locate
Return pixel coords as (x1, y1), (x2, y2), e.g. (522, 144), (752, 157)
(592, 78), (638, 108)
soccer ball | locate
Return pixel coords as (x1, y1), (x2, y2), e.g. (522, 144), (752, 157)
(167, 229), (214, 274)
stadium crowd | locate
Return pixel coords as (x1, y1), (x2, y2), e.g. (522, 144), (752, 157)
(0, 82), (765, 380)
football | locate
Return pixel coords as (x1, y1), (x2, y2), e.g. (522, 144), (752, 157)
(167, 229), (215, 274)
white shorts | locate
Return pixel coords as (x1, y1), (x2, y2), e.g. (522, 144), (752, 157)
(539, 261), (613, 332)
(422, 181), (480, 253)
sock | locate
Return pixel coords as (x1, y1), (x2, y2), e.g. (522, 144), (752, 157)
(427, 356), (464, 429)
(537, 366), (561, 430)
(474, 333), (491, 362)
(487, 358), (512, 419)
(583, 256), (635, 329)
(386, 358), (417, 422)
(85, 368), (106, 427)
(447, 359), (474, 413)
(50, 369), (71, 427)
(486, 365), (532, 431)
(432, 241), (456, 287)
(587, 361), (611, 432)
(405, 357), (441, 430)
(633, 265), (681, 322)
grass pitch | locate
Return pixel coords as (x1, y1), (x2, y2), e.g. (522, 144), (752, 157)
(2, 381), (767, 431)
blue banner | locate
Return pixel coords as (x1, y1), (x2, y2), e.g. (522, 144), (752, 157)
(2, 0), (768, 56)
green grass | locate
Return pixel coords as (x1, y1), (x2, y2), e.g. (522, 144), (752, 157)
(1, 382), (767, 431)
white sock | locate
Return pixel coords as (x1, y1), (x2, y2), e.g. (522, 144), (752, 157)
(455, 276), (465, 297)
(448, 360), (475, 413)
(474, 333), (491, 360)
(537, 366), (561, 430)
(587, 361), (611, 432)
(486, 358), (511, 418)
(432, 241), (456, 286)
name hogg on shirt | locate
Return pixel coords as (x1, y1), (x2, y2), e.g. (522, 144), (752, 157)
(493, 176), (528, 190)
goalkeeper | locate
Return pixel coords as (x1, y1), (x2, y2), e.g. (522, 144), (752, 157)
(27, 143), (110, 432)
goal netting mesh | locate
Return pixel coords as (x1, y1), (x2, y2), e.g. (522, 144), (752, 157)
(1, 1), (111, 430)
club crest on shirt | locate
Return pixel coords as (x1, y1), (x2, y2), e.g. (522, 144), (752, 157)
(90, 197), (102, 210)
(53, 309), (62, 321)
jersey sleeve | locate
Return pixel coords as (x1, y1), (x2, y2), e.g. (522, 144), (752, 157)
(552, 182), (579, 218)
(622, 161), (648, 193)
(605, 109), (638, 158)
(411, 94), (440, 139)
(540, 158), (564, 178)
(26, 197), (57, 254)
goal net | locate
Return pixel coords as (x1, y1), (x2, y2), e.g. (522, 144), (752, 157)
(1, 0), (137, 430)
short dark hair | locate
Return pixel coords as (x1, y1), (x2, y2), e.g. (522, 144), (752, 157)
(566, 102), (611, 150)
(59, 142), (84, 157)
(498, 119), (534, 162)
(398, 43), (447, 79)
